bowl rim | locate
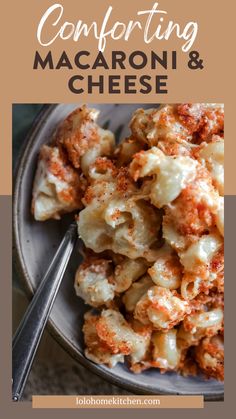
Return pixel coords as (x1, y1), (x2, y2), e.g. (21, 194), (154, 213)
(13, 104), (224, 401)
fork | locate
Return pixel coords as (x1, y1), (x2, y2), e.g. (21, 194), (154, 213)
(12, 222), (78, 401)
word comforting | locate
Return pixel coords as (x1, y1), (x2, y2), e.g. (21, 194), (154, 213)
(37, 2), (198, 52)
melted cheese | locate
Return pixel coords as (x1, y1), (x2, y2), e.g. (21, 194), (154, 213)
(180, 232), (223, 272)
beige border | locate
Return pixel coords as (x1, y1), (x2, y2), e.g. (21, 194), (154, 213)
(0, 0), (236, 416)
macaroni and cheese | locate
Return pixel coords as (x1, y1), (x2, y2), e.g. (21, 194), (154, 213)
(32, 103), (224, 381)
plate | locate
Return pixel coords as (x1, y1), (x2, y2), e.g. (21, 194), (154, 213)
(13, 104), (224, 400)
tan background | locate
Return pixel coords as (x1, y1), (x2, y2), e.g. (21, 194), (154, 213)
(0, 0), (235, 416)
(0, 0), (235, 194)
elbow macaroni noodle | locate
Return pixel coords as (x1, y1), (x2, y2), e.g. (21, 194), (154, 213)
(32, 103), (224, 380)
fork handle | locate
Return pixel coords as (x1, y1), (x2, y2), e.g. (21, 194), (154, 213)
(12, 222), (78, 401)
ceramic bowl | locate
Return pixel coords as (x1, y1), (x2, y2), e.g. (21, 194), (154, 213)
(13, 104), (224, 400)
